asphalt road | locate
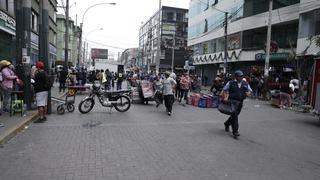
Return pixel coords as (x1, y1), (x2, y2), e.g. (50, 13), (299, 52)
(0, 96), (319, 180)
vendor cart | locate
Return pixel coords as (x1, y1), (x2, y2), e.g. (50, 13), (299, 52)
(140, 80), (154, 104)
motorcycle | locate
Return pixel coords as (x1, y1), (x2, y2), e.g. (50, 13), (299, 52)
(78, 82), (131, 114)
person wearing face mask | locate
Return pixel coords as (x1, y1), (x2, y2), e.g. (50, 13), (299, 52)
(0, 61), (19, 113)
(220, 70), (252, 138)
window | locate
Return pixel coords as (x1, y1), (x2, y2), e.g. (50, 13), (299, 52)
(242, 27), (267, 50)
(202, 42), (209, 54)
(6, 0), (8, 11)
(176, 13), (183, 21)
(203, 19), (208, 33)
(31, 11), (38, 32)
(209, 39), (216, 53)
(299, 9), (320, 38)
(244, 0), (299, 17)
(167, 12), (174, 21)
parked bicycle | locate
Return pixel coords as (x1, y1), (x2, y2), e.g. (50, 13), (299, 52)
(78, 82), (131, 114)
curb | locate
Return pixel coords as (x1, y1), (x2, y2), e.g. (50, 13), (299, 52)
(0, 111), (38, 145)
(0, 90), (65, 145)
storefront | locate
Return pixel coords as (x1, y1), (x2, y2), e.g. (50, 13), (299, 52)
(0, 9), (15, 61)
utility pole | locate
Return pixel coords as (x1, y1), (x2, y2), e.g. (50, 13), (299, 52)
(264, 0), (273, 78)
(155, 0), (161, 74)
(14, 0), (32, 110)
(64, 0), (69, 71)
(224, 12), (228, 74)
(39, 0), (51, 113)
(171, 33), (175, 72)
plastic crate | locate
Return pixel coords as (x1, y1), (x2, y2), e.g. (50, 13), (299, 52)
(198, 97), (207, 108)
(211, 96), (219, 108)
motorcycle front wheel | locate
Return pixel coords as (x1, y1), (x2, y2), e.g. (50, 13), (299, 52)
(114, 95), (131, 112)
(78, 98), (95, 114)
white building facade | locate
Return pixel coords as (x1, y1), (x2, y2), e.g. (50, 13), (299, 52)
(188, 0), (305, 81)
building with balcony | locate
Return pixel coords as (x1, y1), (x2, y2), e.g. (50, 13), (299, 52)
(56, 14), (80, 67)
(139, 6), (188, 73)
(188, 0), (303, 82)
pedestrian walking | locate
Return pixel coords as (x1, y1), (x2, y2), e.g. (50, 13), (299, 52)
(33, 61), (51, 123)
(59, 69), (68, 93)
(179, 72), (191, 105)
(153, 75), (163, 108)
(162, 71), (177, 116)
(220, 70), (252, 138)
(104, 69), (112, 90)
(116, 72), (124, 90)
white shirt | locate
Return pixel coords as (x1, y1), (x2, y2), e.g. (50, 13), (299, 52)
(162, 77), (177, 95)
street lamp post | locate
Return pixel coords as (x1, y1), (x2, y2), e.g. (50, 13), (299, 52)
(83, 27), (103, 65)
(77, 2), (116, 67)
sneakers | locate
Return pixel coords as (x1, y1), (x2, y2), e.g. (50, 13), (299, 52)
(34, 117), (47, 123)
(233, 132), (240, 137)
(224, 123), (230, 132)
(168, 112), (171, 116)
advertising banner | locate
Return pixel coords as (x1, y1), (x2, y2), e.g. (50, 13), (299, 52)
(91, 48), (108, 59)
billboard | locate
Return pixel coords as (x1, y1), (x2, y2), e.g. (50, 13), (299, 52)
(91, 48), (108, 59)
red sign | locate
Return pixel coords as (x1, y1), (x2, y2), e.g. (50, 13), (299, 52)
(311, 58), (320, 107)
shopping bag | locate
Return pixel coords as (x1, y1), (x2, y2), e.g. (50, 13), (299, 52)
(218, 100), (240, 115)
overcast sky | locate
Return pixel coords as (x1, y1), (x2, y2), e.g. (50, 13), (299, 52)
(57, 0), (189, 58)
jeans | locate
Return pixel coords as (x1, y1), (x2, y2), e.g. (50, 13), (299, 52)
(179, 89), (189, 102)
(2, 87), (12, 111)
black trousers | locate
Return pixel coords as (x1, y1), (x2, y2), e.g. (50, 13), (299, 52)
(179, 89), (189, 101)
(164, 94), (174, 113)
(225, 102), (243, 133)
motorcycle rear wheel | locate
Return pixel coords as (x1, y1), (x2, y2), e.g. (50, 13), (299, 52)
(114, 95), (131, 112)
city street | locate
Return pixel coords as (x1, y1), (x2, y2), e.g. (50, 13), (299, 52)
(0, 94), (320, 180)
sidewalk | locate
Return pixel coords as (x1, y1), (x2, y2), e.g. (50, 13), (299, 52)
(0, 83), (62, 145)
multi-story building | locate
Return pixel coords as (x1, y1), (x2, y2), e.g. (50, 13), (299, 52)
(30, 0), (57, 66)
(0, 0), (15, 60)
(0, 0), (57, 66)
(139, 6), (188, 73)
(56, 14), (80, 67)
(297, 0), (320, 57)
(120, 48), (139, 71)
(296, 0), (320, 109)
(188, 0), (302, 82)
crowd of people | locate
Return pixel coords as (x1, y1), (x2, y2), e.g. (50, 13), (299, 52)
(0, 60), (51, 123)
(55, 68), (126, 93)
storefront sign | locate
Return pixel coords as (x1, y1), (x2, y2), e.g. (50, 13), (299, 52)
(255, 52), (289, 61)
(0, 9), (15, 33)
